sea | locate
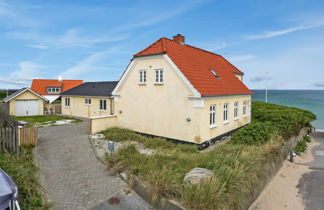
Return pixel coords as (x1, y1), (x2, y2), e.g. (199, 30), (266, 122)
(252, 90), (324, 130)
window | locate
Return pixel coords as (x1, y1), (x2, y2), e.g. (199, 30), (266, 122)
(85, 98), (91, 105)
(210, 68), (220, 78)
(223, 103), (229, 122)
(210, 105), (216, 127)
(139, 70), (146, 84)
(47, 87), (61, 94)
(155, 69), (163, 83)
(64, 98), (70, 107)
(99, 99), (107, 111)
(234, 101), (239, 119)
(243, 100), (247, 116)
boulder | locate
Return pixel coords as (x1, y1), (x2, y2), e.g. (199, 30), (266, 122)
(183, 168), (214, 185)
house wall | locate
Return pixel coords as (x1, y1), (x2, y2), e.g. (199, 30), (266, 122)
(8, 91), (44, 116)
(61, 96), (113, 118)
(114, 55), (202, 143)
(199, 95), (251, 142)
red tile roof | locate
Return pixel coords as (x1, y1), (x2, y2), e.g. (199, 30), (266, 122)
(134, 38), (252, 96)
(31, 79), (83, 95)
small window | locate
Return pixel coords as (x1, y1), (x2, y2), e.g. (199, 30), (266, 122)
(139, 70), (146, 84)
(234, 101), (239, 119)
(64, 98), (70, 107)
(47, 87), (61, 94)
(85, 98), (91, 105)
(243, 101), (247, 116)
(99, 99), (107, 111)
(210, 105), (216, 127)
(223, 103), (229, 122)
(210, 68), (220, 78)
(155, 69), (163, 84)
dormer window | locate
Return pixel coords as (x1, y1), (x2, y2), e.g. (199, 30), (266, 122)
(210, 68), (220, 78)
(47, 87), (61, 94)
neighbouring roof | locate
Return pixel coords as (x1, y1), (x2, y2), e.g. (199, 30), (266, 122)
(134, 37), (252, 96)
(31, 79), (83, 95)
(61, 81), (119, 97)
(4, 87), (48, 103)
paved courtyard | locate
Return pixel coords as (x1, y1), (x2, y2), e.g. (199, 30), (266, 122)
(36, 119), (151, 210)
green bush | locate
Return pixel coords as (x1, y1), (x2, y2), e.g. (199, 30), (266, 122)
(231, 101), (316, 145)
(231, 122), (274, 145)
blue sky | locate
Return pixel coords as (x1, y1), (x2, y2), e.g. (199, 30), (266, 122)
(1, 0), (324, 90)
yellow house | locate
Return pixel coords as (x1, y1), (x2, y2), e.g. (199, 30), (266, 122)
(61, 82), (118, 118)
(4, 88), (48, 116)
(110, 34), (253, 149)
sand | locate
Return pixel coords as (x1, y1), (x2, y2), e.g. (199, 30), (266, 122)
(249, 138), (319, 210)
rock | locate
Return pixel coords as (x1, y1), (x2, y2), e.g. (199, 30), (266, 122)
(183, 168), (214, 185)
(90, 134), (105, 140)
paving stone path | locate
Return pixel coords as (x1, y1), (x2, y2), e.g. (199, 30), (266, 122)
(36, 119), (151, 210)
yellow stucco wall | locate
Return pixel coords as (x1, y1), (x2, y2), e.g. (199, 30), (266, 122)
(61, 96), (113, 118)
(8, 91), (44, 116)
(90, 115), (117, 134)
(113, 55), (252, 144)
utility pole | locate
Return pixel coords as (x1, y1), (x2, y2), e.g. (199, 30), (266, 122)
(265, 72), (268, 102)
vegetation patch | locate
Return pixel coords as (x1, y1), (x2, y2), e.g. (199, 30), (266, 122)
(294, 136), (311, 155)
(13, 115), (82, 127)
(101, 101), (315, 209)
(0, 146), (50, 209)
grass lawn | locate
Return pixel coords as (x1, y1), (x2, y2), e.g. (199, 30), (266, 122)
(101, 101), (316, 209)
(13, 115), (82, 126)
(0, 146), (50, 209)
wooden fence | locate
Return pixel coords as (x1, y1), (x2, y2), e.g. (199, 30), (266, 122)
(0, 125), (19, 153)
(19, 126), (38, 146)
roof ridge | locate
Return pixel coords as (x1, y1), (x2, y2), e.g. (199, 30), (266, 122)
(134, 37), (166, 57)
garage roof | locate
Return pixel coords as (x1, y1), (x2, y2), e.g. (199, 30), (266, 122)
(4, 88), (48, 103)
(60, 81), (118, 97)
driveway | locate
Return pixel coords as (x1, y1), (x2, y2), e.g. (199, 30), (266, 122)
(297, 131), (324, 210)
(36, 119), (152, 210)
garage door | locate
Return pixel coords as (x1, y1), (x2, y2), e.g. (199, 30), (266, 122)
(15, 100), (39, 116)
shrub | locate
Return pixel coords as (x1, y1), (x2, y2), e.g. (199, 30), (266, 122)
(230, 122), (274, 145)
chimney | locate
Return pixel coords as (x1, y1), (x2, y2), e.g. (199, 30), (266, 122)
(173, 34), (185, 44)
(58, 76), (62, 82)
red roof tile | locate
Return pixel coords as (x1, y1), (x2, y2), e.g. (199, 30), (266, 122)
(134, 38), (252, 96)
(31, 79), (83, 95)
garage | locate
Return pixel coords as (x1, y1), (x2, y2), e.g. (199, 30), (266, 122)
(15, 100), (39, 116)
(4, 87), (48, 116)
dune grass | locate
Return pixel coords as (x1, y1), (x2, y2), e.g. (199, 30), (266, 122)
(101, 101), (315, 209)
(13, 115), (82, 126)
(0, 146), (50, 209)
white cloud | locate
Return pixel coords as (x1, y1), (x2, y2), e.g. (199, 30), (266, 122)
(25, 44), (49, 49)
(0, 61), (44, 87)
(59, 45), (123, 78)
(246, 21), (324, 40)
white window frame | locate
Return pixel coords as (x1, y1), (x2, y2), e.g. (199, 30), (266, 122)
(243, 100), (247, 116)
(210, 104), (216, 128)
(223, 103), (229, 123)
(84, 98), (91, 105)
(64, 97), (70, 107)
(139, 70), (147, 84)
(154, 69), (163, 84)
(47, 87), (61, 94)
(234, 101), (239, 120)
(99, 99), (107, 111)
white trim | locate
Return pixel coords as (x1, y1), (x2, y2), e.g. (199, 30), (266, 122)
(112, 59), (136, 96)
(5, 88), (48, 103)
(210, 125), (217, 129)
(90, 114), (117, 120)
(163, 54), (201, 98)
(223, 121), (230, 124)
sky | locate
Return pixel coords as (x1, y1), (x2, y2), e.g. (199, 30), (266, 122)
(0, 0), (324, 90)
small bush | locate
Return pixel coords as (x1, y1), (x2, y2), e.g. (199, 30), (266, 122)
(294, 136), (311, 155)
(230, 122), (274, 145)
